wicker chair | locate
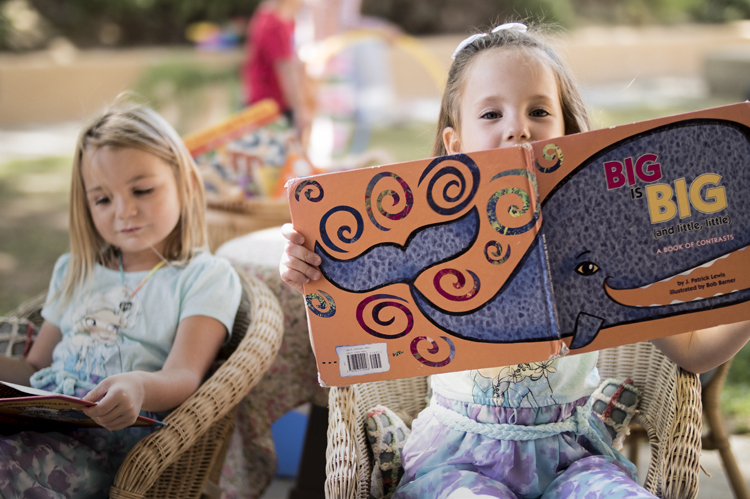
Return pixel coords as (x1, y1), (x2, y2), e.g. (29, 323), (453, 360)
(0, 267), (284, 499)
(206, 199), (292, 252)
(325, 341), (703, 499)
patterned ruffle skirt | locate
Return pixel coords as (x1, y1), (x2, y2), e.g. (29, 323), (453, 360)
(393, 394), (655, 499)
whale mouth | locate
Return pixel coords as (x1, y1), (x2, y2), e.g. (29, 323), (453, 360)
(605, 245), (749, 307)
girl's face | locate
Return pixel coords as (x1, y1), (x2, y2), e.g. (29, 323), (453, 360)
(443, 48), (566, 154)
(81, 146), (181, 270)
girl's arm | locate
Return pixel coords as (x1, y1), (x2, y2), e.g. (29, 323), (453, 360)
(651, 320), (750, 374)
(276, 59), (312, 144)
(82, 315), (226, 431)
(0, 320), (60, 386)
(279, 223), (321, 294)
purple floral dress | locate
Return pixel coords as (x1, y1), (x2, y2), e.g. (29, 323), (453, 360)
(394, 355), (655, 499)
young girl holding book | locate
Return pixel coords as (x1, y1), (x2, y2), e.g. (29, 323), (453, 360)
(280, 22), (750, 498)
(0, 98), (242, 498)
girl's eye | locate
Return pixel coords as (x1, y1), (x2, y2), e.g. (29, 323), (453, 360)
(94, 197), (110, 206)
(575, 262), (600, 276)
(530, 109), (551, 118)
(133, 188), (154, 196)
(481, 111), (501, 120)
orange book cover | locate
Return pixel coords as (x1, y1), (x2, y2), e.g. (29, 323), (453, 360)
(288, 102), (750, 386)
(0, 381), (165, 429)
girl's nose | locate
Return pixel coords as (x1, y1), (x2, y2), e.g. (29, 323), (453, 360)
(504, 117), (531, 144)
(116, 197), (137, 219)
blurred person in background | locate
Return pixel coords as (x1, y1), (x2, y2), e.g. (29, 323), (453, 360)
(300, 0), (400, 168)
(243, 0), (313, 146)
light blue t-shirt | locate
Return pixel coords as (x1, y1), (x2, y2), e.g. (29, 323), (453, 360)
(33, 251), (242, 396)
(430, 352), (600, 408)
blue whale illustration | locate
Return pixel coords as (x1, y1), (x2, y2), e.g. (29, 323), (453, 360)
(415, 119), (750, 347)
(316, 208), (481, 292)
(544, 119), (750, 347)
(318, 119), (750, 348)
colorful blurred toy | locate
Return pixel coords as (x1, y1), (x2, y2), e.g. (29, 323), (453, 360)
(185, 21), (242, 51)
(183, 99), (320, 201)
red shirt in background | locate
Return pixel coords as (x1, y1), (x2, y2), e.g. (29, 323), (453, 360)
(243, 7), (295, 110)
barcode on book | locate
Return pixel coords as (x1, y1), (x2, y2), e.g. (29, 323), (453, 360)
(335, 343), (390, 377)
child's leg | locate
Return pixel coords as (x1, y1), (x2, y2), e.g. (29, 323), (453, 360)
(0, 427), (153, 498)
(541, 455), (656, 499)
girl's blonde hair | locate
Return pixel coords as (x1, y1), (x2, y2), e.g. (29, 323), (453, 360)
(432, 23), (591, 157)
(60, 95), (208, 305)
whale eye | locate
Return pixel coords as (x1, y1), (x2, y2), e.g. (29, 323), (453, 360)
(575, 261), (600, 276)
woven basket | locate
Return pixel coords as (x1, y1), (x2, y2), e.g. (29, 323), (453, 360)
(206, 199), (292, 251)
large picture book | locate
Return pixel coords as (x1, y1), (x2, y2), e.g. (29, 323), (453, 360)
(287, 102), (750, 386)
(0, 381), (165, 429)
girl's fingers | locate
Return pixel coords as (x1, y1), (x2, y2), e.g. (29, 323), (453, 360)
(281, 225), (322, 267)
(280, 223), (305, 245)
(82, 400), (113, 420)
(284, 239), (321, 267)
(97, 414), (132, 431)
(84, 403), (136, 430)
(280, 226), (323, 294)
(279, 262), (313, 295)
(81, 380), (107, 403)
(280, 250), (320, 281)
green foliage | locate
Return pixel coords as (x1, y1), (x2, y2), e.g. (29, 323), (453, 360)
(0, 156), (71, 315)
(689, 0), (750, 22)
(721, 383), (750, 433)
(727, 343), (750, 385)
(724, 340), (750, 432)
(0, 8), (9, 50)
(562, 0), (695, 24)
(135, 60), (238, 108)
(369, 122), (435, 163)
(361, 0), (574, 34)
(2, 0), (750, 50)
(133, 59), (241, 134)
(23, 0), (261, 47)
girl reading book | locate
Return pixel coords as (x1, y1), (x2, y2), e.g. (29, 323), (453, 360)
(0, 96), (242, 498)
(280, 21), (750, 498)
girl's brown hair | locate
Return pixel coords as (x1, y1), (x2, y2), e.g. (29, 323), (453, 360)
(60, 95), (208, 306)
(432, 24), (591, 157)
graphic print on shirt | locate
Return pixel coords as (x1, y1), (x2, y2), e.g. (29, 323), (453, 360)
(63, 287), (140, 384)
(472, 359), (559, 407)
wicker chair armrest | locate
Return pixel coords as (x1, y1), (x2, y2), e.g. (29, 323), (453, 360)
(596, 342), (701, 499)
(7, 292), (47, 328)
(326, 386), (360, 499)
(609, 344), (702, 499)
(111, 271), (284, 497)
(658, 367), (702, 499)
(326, 378), (431, 499)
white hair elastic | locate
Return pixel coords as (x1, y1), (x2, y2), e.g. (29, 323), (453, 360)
(451, 22), (528, 60)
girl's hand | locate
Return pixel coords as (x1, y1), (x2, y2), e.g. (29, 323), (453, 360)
(279, 223), (321, 295)
(82, 372), (146, 431)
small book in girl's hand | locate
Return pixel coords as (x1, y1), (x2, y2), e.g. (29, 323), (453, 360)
(0, 381), (165, 430)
